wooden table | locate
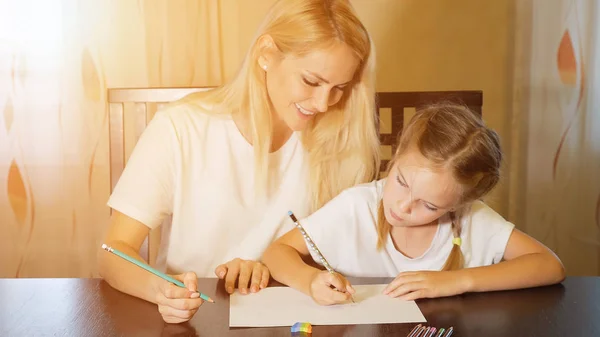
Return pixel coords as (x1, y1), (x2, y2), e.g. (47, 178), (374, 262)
(0, 276), (598, 336)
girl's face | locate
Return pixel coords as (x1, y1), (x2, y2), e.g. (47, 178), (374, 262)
(382, 148), (463, 228)
(262, 39), (359, 132)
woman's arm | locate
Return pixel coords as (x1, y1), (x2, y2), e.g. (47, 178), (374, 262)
(98, 211), (203, 323)
(97, 210), (163, 303)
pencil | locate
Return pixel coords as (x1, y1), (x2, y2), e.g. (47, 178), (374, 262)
(413, 326), (426, 337)
(101, 243), (214, 303)
(443, 327), (453, 337)
(407, 324), (421, 337)
(287, 211), (355, 303)
(407, 324), (422, 337)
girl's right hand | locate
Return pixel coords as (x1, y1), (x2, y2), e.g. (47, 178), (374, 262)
(155, 272), (204, 324)
(308, 271), (355, 306)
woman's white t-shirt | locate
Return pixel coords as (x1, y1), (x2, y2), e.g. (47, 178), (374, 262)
(299, 179), (515, 277)
(107, 102), (311, 277)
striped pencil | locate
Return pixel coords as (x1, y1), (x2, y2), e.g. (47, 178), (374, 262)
(287, 211), (356, 303)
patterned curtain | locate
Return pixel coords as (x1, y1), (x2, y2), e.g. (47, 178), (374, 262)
(0, 0), (225, 277)
(510, 0), (600, 276)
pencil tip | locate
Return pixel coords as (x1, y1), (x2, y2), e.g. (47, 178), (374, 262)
(208, 298), (215, 303)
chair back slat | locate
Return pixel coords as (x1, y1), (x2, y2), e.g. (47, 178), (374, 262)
(108, 102), (125, 193)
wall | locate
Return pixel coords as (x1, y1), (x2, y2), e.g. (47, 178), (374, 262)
(0, 0), (514, 277)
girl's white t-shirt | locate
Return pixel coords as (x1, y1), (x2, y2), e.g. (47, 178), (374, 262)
(107, 102), (311, 277)
(298, 179), (515, 277)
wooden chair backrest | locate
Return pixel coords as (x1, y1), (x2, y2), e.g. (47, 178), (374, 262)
(375, 91), (483, 173)
(107, 87), (211, 266)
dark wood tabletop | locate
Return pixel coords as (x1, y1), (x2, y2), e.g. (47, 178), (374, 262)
(0, 276), (598, 336)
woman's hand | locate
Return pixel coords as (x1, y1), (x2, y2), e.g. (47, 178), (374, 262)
(155, 272), (204, 324)
(383, 270), (470, 301)
(309, 271), (355, 306)
(214, 258), (270, 294)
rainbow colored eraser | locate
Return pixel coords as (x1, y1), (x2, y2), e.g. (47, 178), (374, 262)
(291, 322), (312, 333)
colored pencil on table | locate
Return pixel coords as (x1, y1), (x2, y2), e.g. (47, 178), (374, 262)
(435, 328), (446, 337)
(287, 210), (356, 303)
(407, 324), (422, 337)
(414, 326), (426, 337)
(101, 243), (214, 303)
(443, 327), (453, 337)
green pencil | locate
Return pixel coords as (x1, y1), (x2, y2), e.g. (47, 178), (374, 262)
(101, 243), (214, 303)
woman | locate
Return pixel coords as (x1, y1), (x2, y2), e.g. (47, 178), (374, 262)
(98, 0), (380, 324)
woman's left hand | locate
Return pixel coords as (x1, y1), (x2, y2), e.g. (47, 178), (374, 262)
(214, 258), (270, 295)
(383, 270), (471, 300)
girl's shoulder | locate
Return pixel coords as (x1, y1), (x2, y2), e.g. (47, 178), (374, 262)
(465, 200), (507, 221)
(460, 200), (515, 236)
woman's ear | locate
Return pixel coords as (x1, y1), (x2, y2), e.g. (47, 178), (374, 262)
(256, 34), (280, 71)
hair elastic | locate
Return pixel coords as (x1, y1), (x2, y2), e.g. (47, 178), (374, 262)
(452, 237), (462, 246)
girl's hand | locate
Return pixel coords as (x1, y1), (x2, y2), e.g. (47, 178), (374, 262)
(309, 271), (355, 306)
(155, 272), (204, 324)
(214, 258), (270, 294)
(383, 270), (470, 300)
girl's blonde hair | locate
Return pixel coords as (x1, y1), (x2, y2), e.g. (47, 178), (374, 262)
(376, 103), (502, 271)
(180, 0), (380, 211)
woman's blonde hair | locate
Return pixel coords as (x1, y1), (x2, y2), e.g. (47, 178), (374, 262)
(179, 0), (379, 211)
(376, 103), (502, 271)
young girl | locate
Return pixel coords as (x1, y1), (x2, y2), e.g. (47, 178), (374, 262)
(262, 103), (565, 306)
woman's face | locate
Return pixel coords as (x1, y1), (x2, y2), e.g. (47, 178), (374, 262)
(262, 39), (360, 132)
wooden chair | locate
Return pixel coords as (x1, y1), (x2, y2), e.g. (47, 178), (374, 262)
(107, 88), (483, 265)
(107, 87), (212, 266)
(375, 91), (483, 172)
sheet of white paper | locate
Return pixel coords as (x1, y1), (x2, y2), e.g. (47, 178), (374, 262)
(229, 284), (427, 327)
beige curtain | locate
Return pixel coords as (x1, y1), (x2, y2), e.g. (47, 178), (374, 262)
(510, 0), (600, 276)
(0, 0), (226, 277)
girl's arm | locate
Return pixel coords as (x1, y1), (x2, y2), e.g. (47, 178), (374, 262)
(459, 228), (566, 292)
(262, 228), (355, 305)
(262, 228), (320, 296)
(384, 229), (565, 299)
